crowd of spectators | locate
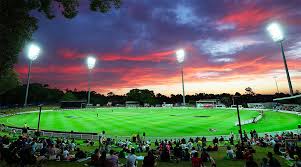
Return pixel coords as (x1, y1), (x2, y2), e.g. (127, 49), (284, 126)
(0, 133), (87, 166)
(274, 104), (301, 112)
(0, 128), (300, 167)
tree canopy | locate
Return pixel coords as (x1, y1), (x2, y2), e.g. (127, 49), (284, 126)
(0, 0), (121, 93)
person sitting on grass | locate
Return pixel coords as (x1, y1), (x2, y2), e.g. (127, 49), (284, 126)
(119, 147), (127, 159)
(212, 144), (218, 151)
(191, 152), (203, 167)
(160, 146), (170, 162)
(173, 143), (182, 163)
(292, 155), (301, 167)
(183, 148), (190, 161)
(74, 147), (86, 160)
(191, 147), (197, 158)
(213, 137), (218, 145)
(90, 149), (101, 166)
(207, 145), (213, 151)
(235, 144), (244, 160)
(219, 136), (224, 143)
(142, 150), (156, 167)
(127, 148), (137, 167)
(267, 152), (281, 167)
(200, 149), (210, 162)
(226, 146), (235, 160)
(107, 150), (119, 167)
(96, 150), (110, 167)
(245, 156), (258, 167)
(62, 147), (71, 161)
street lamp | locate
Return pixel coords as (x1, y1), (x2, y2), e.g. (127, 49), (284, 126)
(86, 56), (96, 105)
(273, 76), (280, 94)
(176, 49), (186, 106)
(24, 43), (41, 107)
(267, 22), (294, 95)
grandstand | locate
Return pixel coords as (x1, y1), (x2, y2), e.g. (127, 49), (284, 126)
(125, 101), (140, 107)
(273, 94), (301, 112)
(196, 99), (222, 108)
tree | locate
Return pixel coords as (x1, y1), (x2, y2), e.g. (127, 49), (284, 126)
(219, 94), (232, 107)
(0, 69), (20, 95)
(126, 89), (156, 105)
(245, 87), (255, 95)
(61, 92), (78, 101)
(0, 0), (121, 77)
(107, 92), (115, 97)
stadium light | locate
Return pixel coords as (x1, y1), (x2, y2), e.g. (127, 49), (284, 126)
(176, 49), (185, 63)
(24, 43), (41, 107)
(267, 23), (284, 42)
(86, 56), (96, 105)
(176, 49), (186, 106)
(266, 22), (293, 95)
(87, 56), (96, 70)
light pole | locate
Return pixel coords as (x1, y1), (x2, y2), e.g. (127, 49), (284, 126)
(233, 96), (243, 143)
(86, 56), (96, 105)
(267, 22), (294, 96)
(24, 43), (41, 107)
(176, 49), (186, 106)
(273, 76), (280, 94)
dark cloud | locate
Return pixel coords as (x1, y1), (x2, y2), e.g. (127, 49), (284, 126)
(16, 0), (301, 94)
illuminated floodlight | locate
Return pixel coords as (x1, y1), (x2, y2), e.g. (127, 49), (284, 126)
(267, 22), (284, 42)
(27, 43), (41, 61)
(87, 56), (96, 70)
(176, 49), (185, 63)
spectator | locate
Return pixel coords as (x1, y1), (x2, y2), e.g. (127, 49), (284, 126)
(219, 136), (224, 143)
(191, 147), (197, 157)
(107, 150), (119, 167)
(183, 148), (190, 161)
(96, 151), (108, 167)
(90, 149), (101, 166)
(142, 150), (156, 167)
(200, 150), (210, 162)
(245, 156), (258, 167)
(75, 148), (86, 160)
(213, 137), (218, 145)
(226, 146), (234, 159)
(127, 148), (137, 167)
(292, 155), (301, 167)
(260, 158), (268, 167)
(191, 152), (203, 167)
(119, 147), (126, 159)
(174, 143), (182, 163)
(267, 152), (281, 167)
(62, 147), (71, 160)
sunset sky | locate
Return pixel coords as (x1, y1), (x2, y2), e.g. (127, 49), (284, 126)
(16, 0), (301, 95)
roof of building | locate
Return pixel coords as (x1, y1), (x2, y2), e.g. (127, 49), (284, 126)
(273, 94), (301, 101)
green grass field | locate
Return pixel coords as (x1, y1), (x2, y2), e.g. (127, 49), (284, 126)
(0, 108), (299, 137)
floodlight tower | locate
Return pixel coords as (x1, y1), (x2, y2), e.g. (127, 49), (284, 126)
(176, 49), (186, 106)
(24, 43), (41, 107)
(267, 22), (294, 95)
(86, 56), (96, 105)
